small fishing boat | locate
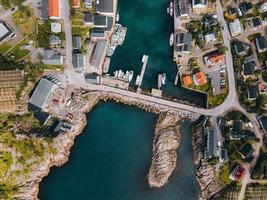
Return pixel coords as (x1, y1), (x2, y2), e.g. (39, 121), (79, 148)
(169, 33), (174, 46)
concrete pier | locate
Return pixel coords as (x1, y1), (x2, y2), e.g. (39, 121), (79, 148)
(138, 55), (149, 89)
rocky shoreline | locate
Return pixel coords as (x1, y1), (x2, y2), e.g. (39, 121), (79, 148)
(192, 124), (224, 200)
(11, 88), (204, 200)
(147, 115), (181, 188)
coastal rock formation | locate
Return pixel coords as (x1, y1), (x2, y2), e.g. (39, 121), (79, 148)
(192, 125), (224, 200)
(147, 115), (181, 188)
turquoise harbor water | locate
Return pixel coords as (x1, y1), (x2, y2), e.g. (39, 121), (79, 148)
(109, 0), (206, 106)
(39, 102), (200, 200)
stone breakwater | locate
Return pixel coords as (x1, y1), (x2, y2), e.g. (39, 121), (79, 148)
(192, 125), (224, 200)
(147, 115), (181, 187)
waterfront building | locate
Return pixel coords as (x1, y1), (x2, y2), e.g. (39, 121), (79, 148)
(73, 53), (85, 72)
(72, 0), (80, 8)
(94, 15), (109, 28)
(204, 53), (225, 66)
(73, 35), (81, 50)
(90, 29), (105, 38)
(51, 22), (61, 33)
(49, 0), (60, 19)
(192, 0), (208, 13)
(204, 127), (218, 159)
(175, 32), (192, 53)
(96, 0), (114, 16)
(29, 77), (59, 124)
(175, 0), (189, 18)
(90, 39), (107, 70)
(193, 71), (207, 86)
(84, 0), (93, 9)
(85, 73), (101, 84)
(255, 35), (267, 53)
(0, 22), (13, 43)
(42, 49), (63, 65)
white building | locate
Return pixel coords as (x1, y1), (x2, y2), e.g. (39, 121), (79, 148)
(51, 22), (61, 33)
(229, 19), (243, 37)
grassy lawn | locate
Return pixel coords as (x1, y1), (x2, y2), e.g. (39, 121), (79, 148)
(12, 6), (37, 36)
(0, 43), (12, 55)
(72, 26), (90, 40)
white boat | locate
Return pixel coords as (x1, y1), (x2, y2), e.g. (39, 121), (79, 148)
(161, 73), (166, 85)
(118, 70), (123, 78)
(135, 75), (141, 85)
(114, 70), (119, 77)
(169, 33), (174, 46)
(128, 71), (134, 82)
(167, 7), (170, 14)
(169, 2), (173, 17)
(116, 13), (120, 22)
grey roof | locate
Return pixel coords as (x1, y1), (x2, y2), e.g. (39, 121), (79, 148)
(233, 42), (247, 55)
(42, 50), (63, 65)
(84, 12), (94, 23)
(90, 39), (107, 69)
(73, 53), (85, 70)
(84, 0), (92, 6)
(175, 32), (192, 52)
(94, 15), (108, 27)
(243, 56), (256, 76)
(256, 36), (267, 51)
(29, 78), (58, 110)
(96, 0), (114, 14)
(91, 29), (105, 38)
(247, 85), (259, 100)
(73, 36), (81, 50)
(49, 35), (61, 45)
(251, 18), (262, 28)
(0, 22), (13, 42)
(85, 73), (101, 84)
(204, 128), (218, 159)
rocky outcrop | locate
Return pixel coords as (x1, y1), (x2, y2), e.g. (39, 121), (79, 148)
(147, 115), (181, 188)
(192, 125), (224, 200)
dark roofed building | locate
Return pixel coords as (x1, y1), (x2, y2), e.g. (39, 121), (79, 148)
(204, 127), (218, 159)
(242, 56), (256, 77)
(94, 15), (108, 28)
(73, 35), (81, 50)
(239, 144), (254, 160)
(85, 73), (101, 84)
(84, 12), (94, 26)
(202, 14), (217, 27)
(228, 6), (238, 16)
(176, 0), (189, 18)
(247, 84), (259, 101)
(248, 18), (262, 29)
(96, 0), (114, 15)
(233, 42), (249, 56)
(90, 39), (107, 69)
(239, 2), (253, 14)
(258, 115), (267, 133)
(255, 35), (267, 53)
(230, 120), (245, 140)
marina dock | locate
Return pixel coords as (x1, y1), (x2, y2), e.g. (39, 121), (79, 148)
(137, 55), (149, 89)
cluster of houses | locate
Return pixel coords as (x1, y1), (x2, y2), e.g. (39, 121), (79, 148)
(71, 0), (115, 84)
(41, 0), (64, 66)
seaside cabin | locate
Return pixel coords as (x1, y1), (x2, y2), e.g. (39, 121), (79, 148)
(96, 0), (114, 16)
(28, 77), (59, 125)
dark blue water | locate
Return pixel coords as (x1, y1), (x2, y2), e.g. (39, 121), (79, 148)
(39, 102), (200, 200)
(109, 0), (206, 106)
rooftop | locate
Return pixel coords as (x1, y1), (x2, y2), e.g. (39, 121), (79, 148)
(182, 75), (192, 87)
(193, 71), (207, 86)
(96, 0), (114, 14)
(90, 39), (107, 69)
(49, 0), (60, 18)
(0, 22), (13, 42)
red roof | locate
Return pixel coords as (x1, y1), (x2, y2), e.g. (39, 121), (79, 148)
(72, 0), (80, 7)
(194, 71), (207, 86)
(183, 75), (193, 87)
(49, 0), (60, 18)
(209, 54), (225, 64)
